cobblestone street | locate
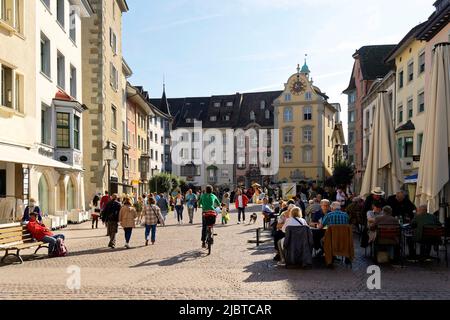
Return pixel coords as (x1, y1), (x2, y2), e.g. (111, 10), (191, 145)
(1, 205), (449, 300)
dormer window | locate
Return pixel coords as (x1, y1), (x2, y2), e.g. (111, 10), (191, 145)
(260, 101), (266, 109)
(210, 116), (217, 121)
(214, 102), (220, 108)
(265, 109), (270, 119)
(226, 102), (233, 107)
(250, 111), (256, 121)
(223, 115), (230, 121)
(185, 118), (192, 123)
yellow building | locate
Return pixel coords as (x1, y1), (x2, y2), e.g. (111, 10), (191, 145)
(82, 0), (129, 204)
(274, 63), (338, 184)
(386, 22), (427, 178)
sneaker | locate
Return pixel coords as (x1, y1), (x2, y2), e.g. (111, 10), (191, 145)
(277, 261), (286, 267)
(145, 240), (148, 246)
(151, 241), (155, 245)
(237, 222), (240, 225)
(202, 242), (206, 248)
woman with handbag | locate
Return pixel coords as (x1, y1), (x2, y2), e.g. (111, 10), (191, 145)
(144, 197), (165, 246)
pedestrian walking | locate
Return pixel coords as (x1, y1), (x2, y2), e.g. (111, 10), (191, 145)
(185, 189), (197, 224)
(103, 194), (121, 249)
(156, 193), (169, 223)
(222, 192), (231, 210)
(144, 197), (166, 245)
(175, 193), (184, 224)
(119, 197), (137, 249)
(235, 189), (249, 224)
(91, 193), (101, 229)
(134, 196), (144, 226)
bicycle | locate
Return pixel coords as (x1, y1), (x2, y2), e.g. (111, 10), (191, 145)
(204, 211), (217, 255)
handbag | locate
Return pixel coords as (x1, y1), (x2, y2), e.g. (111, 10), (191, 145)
(151, 206), (161, 225)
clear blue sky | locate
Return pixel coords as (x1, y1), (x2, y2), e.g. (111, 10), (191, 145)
(123, 0), (433, 134)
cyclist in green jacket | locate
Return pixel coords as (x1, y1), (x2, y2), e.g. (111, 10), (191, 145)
(198, 185), (221, 248)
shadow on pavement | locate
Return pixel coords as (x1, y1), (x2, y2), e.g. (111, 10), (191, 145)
(130, 250), (206, 268)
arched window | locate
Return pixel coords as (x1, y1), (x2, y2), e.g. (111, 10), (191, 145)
(260, 101), (266, 109)
(66, 179), (75, 211)
(265, 109), (270, 119)
(38, 175), (49, 215)
(284, 108), (293, 122)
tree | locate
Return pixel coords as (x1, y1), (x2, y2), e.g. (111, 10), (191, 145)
(332, 160), (355, 189)
(149, 173), (173, 194)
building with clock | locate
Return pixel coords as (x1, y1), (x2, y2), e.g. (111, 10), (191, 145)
(274, 62), (340, 184)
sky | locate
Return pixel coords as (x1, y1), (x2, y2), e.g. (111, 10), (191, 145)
(123, 0), (434, 135)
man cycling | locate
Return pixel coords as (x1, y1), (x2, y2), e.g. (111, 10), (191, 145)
(198, 185), (221, 248)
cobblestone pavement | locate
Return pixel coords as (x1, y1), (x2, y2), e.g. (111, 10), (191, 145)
(1, 204), (449, 300)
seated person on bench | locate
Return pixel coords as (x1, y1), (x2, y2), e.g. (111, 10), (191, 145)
(27, 212), (65, 256)
(22, 198), (43, 223)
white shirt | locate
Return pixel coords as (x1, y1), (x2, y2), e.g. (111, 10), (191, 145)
(238, 195), (243, 208)
(282, 217), (308, 233)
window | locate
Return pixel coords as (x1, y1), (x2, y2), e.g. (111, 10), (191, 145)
(40, 33), (51, 77)
(149, 131), (153, 141)
(419, 52), (425, 74)
(305, 92), (312, 101)
(304, 106), (312, 120)
(138, 135), (141, 149)
(303, 148), (313, 163)
(70, 65), (77, 98)
(303, 128), (312, 143)
(405, 137), (413, 157)
(181, 165), (200, 176)
(161, 154), (164, 162)
(192, 149), (200, 159)
(408, 61), (414, 82)
(161, 136), (164, 144)
(285, 93), (291, 102)
(328, 156), (331, 168)
(110, 63), (118, 90)
(14, 72), (23, 112)
(250, 111), (256, 121)
(284, 108), (293, 122)
(407, 98), (413, 119)
(349, 111), (355, 123)
(160, 118), (163, 129)
(348, 131), (354, 144)
(398, 105), (403, 124)
(365, 110), (370, 129)
(155, 151), (158, 161)
(399, 70), (404, 89)
(69, 9), (76, 42)
(348, 92), (356, 104)
(223, 115), (230, 121)
(180, 132), (188, 141)
(0, 0), (23, 32)
(222, 170), (229, 178)
(283, 150), (293, 163)
(111, 105), (117, 130)
(57, 51), (65, 89)
(418, 92), (425, 113)
(74, 115), (80, 150)
(41, 104), (52, 145)
(155, 134), (158, 144)
(150, 149), (153, 159)
(214, 102), (220, 108)
(0, 65), (12, 108)
(265, 109), (270, 119)
(283, 129), (293, 144)
(260, 101), (266, 109)
(210, 116), (217, 121)
(110, 28), (117, 55)
(57, 0), (64, 27)
(56, 112), (70, 148)
(417, 133), (424, 155)
(226, 102), (233, 107)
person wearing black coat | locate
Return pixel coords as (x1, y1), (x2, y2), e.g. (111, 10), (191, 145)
(387, 191), (416, 222)
(103, 194), (122, 249)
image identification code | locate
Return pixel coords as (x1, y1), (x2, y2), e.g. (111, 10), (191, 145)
(179, 304), (272, 318)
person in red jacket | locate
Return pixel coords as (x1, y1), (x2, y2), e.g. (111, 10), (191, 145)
(27, 212), (65, 256)
(235, 189), (249, 224)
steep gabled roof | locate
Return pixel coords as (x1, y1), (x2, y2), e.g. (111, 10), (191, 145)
(237, 91), (282, 128)
(385, 22), (428, 63)
(343, 45), (396, 93)
(417, 0), (450, 41)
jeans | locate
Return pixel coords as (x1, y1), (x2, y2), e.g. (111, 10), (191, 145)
(145, 224), (157, 242)
(238, 207), (246, 222)
(42, 234), (65, 255)
(161, 211), (168, 222)
(124, 227), (133, 244)
(175, 206), (184, 222)
(187, 206), (194, 223)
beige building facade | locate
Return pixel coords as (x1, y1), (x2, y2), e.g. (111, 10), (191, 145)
(82, 0), (128, 205)
(274, 64), (337, 184)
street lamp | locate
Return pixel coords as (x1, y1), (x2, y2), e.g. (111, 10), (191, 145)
(104, 141), (115, 194)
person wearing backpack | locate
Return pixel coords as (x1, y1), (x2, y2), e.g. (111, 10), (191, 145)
(27, 212), (66, 256)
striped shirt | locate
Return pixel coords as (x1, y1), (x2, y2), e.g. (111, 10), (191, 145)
(322, 210), (349, 226)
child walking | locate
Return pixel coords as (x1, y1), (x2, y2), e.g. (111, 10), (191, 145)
(221, 203), (229, 225)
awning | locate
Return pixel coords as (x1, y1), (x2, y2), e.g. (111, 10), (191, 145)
(405, 174), (418, 184)
(0, 144), (72, 169)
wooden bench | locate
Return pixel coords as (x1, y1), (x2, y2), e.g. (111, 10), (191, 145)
(0, 223), (48, 264)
